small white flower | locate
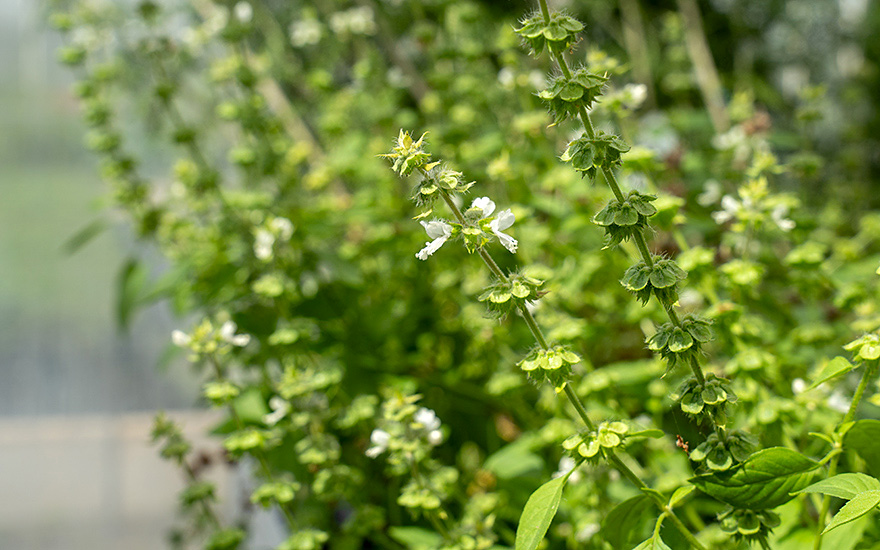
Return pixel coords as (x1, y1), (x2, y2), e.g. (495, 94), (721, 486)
(254, 229), (275, 260)
(414, 407), (441, 431)
(365, 429), (390, 458)
(263, 396), (290, 426)
(219, 321), (251, 347)
(791, 378), (807, 395)
(489, 209), (518, 253)
(233, 1), (253, 23)
(697, 180), (722, 206)
(290, 19), (322, 47)
(270, 217), (294, 240)
(771, 205), (795, 232)
(622, 83), (647, 109)
(427, 430), (443, 446)
(575, 523), (601, 542)
(416, 220), (453, 260)
(471, 196), (496, 217)
(171, 330), (191, 347)
(712, 195), (740, 224)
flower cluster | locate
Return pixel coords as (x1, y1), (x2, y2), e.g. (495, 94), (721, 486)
(478, 270), (545, 318)
(365, 395), (445, 466)
(518, 345), (581, 389)
(538, 69), (607, 123)
(415, 197), (518, 259)
(620, 256), (688, 305)
(562, 421), (629, 460)
(592, 191), (658, 246)
(560, 131), (630, 180)
(647, 315), (714, 372)
(688, 430), (756, 472)
(843, 331), (880, 361)
(671, 372), (736, 419)
(172, 318), (251, 358)
(515, 11), (583, 54)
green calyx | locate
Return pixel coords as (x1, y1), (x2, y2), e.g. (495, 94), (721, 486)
(538, 69), (607, 123)
(844, 331), (880, 361)
(515, 11), (583, 55)
(562, 421), (629, 459)
(381, 130), (432, 177)
(412, 165), (473, 207)
(560, 130), (630, 179)
(478, 272), (545, 318)
(518, 345), (581, 389)
(689, 430), (756, 472)
(648, 315), (713, 372)
(621, 256), (687, 305)
(671, 372), (735, 418)
(593, 191), (658, 246)
(718, 507), (780, 548)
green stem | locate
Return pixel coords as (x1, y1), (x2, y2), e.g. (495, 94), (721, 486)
(608, 451), (708, 550)
(814, 361), (878, 549)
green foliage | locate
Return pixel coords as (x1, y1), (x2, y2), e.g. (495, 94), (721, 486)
(51, 0), (880, 548)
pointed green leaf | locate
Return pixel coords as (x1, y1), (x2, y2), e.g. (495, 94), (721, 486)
(810, 356), (857, 389)
(822, 490), (880, 534)
(795, 473), (880, 500)
(690, 447), (818, 509)
(602, 495), (652, 550)
(668, 486), (695, 508)
(632, 535), (671, 550)
(515, 476), (567, 550)
(843, 420), (880, 477)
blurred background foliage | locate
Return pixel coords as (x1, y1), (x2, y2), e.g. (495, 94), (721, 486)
(34, 0), (880, 548)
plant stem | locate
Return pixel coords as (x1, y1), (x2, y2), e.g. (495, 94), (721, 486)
(813, 360), (878, 549)
(435, 183), (707, 547)
(607, 451), (708, 550)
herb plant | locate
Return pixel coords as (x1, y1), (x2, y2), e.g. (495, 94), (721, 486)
(51, 0), (880, 548)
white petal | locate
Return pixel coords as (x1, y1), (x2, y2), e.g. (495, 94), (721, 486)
(370, 429), (390, 447)
(427, 429), (443, 446)
(271, 217), (294, 240)
(230, 333), (251, 346)
(711, 210), (733, 224)
(171, 330), (191, 347)
(421, 220), (452, 239)
(720, 195), (740, 214)
(415, 408), (440, 431)
(219, 321), (236, 341)
(490, 209), (515, 231)
(416, 235), (449, 260)
(494, 231), (518, 253)
(471, 196), (495, 218)
(263, 409), (286, 426)
(365, 446), (383, 458)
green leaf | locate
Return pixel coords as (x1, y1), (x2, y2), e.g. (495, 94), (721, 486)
(115, 257), (148, 330)
(668, 486), (695, 508)
(515, 476), (567, 550)
(690, 447), (818, 509)
(485, 440), (544, 480)
(823, 490), (880, 534)
(602, 495), (652, 550)
(61, 218), (107, 254)
(810, 356), (857, 389)
(632, 535), (671, 550)
(389, 527), (443, 549)
(843, 420), (880, 476)
(796, 473), (880, 500)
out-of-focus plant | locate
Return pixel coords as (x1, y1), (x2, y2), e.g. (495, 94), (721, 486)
(51, 0), (880, 548)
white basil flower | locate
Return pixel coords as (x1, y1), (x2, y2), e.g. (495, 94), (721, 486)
(263, 396), (290, 426)
(489, 209), (518, 253)
(365, 429), (390, 458)
(771, 204), (795, 232)
(414, 407), (441, 431)
(416, 220), (453, 260)
(254, 228), (275, 261)
(171, 330), (191, 348)
(219, 321), (251, 347)
(233, 1), (252, 23)
(711, 195), (740, 225)
(471, 197), (518, 253)
(553, 456), (582, 483)
(427, 429), (443, 446)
